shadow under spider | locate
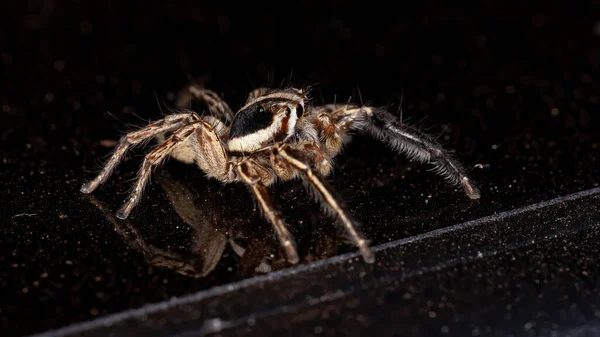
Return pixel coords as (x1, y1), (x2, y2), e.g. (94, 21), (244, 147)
(85, 164), (350, 278)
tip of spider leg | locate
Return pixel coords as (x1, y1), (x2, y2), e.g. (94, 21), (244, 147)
(361, 248), (376, 264)
(465, 184), (481, 200)
(468, 191), (481, 200)
(115, 209), (129, 220)
(461, 177), (481, 200)
(80, 183), (93, 194)
(284, 245), (300, 265)
(288, 255), (299, 265)
(357, 240), (375, 264)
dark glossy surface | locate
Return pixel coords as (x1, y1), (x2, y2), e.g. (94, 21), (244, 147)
(2, 1), (600, 336)
(34, 188), (600, 337)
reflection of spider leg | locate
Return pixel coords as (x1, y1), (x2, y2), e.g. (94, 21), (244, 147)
(236, 161), (300, 264)
(274, 145), (375, 264)
(80, 113), (198, 194)
(116, 122), (206, 219)
(233, 235), (275, 275)
(176, 84), (235, 122)
(317, 104), (480, 199)
(154, 169), (228, 270)
(86, 195), (202, 277)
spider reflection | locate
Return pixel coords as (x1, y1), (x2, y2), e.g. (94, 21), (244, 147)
(86, 164), (347, 278)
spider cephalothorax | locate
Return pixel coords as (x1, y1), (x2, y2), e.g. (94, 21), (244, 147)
(227, 88), (306, 152)
(81, 84), (480, 264)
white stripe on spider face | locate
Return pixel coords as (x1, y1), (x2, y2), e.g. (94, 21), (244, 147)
(227, 102), (302, 152)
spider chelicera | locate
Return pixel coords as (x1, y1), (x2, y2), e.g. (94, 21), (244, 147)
(80, 84), (480, 264)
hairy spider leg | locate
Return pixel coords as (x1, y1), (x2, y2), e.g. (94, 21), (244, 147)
(317, 105), (480, 199)
(115, 122), (207, 219)
(274, 145), (375, 264)
(245, 87), (271, 103)
(80, 113), (199, 194)
(361, 107), (480, 199)
(176, 84), (235, 122)
(236, 161), (300, 264)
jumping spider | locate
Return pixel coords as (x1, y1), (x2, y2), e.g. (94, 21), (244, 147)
(81, 84), (480, 264)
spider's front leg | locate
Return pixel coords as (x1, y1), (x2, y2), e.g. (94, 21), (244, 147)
(271, 142), (375, 264)
(114, 121), (210, 219)
(318, 104), (480, 199)
(98, 115), (230, 220)
(80, 113), (199, 194)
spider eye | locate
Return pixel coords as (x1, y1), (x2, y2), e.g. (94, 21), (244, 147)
(296, 104), (304, 117)
(285, 107), (291, 116)
(229, 103), (273, 139)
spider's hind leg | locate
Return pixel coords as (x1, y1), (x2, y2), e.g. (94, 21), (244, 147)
(176, 84), (235, 123)
(245, 87), (270, 102)
(357, 107), (480, 199)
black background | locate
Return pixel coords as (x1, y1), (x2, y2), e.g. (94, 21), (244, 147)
(2, 1), (600, 336)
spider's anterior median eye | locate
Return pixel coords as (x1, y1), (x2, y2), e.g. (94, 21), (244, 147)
(229, 103), (274, 139)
